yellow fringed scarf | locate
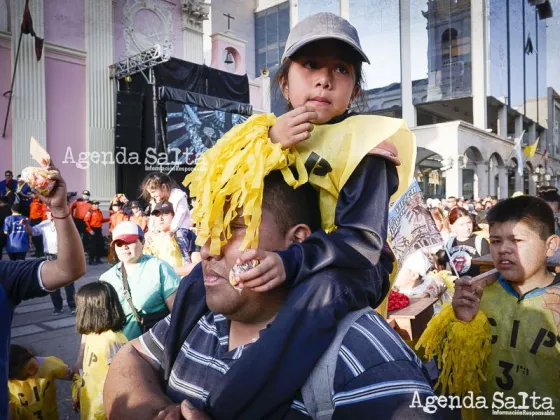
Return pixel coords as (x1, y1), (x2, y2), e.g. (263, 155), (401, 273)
(183, 113), (307, 255)
(184, 113), (416, 256)
(416, 303), (492, 396)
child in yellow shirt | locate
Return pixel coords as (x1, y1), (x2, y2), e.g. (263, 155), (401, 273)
(73, 281), (128, 420)
(8, 344), (72, 420)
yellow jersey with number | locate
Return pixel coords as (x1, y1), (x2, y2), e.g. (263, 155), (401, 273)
(79, 330), (128, 420)
(463, 278), (560, 419)
(8, 356), (69, 420)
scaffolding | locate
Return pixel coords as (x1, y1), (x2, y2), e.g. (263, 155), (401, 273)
(109, 44), (172, 84)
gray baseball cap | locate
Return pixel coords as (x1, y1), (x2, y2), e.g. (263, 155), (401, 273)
(282, 13), (370, 64)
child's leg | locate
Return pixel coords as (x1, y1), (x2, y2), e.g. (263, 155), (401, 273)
(207, 264), (389, 418)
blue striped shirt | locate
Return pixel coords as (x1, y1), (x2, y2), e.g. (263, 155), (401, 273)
(141, 310), (436, 418)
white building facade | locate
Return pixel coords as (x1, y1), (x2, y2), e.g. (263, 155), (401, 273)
(219, 0), (560, 199)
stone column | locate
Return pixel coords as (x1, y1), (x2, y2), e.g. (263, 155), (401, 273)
(529, 174), (537, 196)
(498, 105), (508, 138)
(471, 0), (487, 129)
(498, 165), (508, 199)
(85, 0), (115, 202)
(182, 1), (209, 64)
(475, 162), (489, 199)
(515, 115), (524, 139)
(340, 0), (350, 19)
(10, 0), (46, 173)
(528, 122), (537, 144)
(445, 164), (463, 198)
(400, 0), (416, 129)
(515, 168), (523, 192)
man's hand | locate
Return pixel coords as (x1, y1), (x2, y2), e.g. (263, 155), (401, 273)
(234, 249), (286, 292)
(452, 276), (484, 322)
(89, 230), (94, 236)
(37, 165), (68, 214)
(156, 401), (210, 420)
(269, 106), (318, 149)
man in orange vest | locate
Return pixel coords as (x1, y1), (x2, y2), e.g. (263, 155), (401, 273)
(109, 201), (129, 233)
(70, 190), (92, 251)
(28, 194), (46, 257)
(128, 201), (148, 232)
(84, 200), (109, 265)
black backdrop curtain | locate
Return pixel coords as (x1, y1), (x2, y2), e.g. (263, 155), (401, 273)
(115, 58), (250, 200)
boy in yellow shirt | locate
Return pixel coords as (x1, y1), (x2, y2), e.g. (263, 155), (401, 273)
(419, 196), (560, 418)
(8, 344), (72, 420)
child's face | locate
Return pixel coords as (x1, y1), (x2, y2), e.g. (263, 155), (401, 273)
(15, 358), (39, 380)
(285, 40), (357, 124)
(147, 185), (163, 202)
(92, 204), (99, 210)
(489, 220), (559, 283)
(112, 206), (121, 213)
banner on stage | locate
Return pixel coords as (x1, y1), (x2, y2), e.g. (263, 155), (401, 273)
(388, 180), (444, 266)
(165, 101), (248, 166)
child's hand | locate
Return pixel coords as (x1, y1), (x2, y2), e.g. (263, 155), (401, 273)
(452, 276), (484, 322)
(234, 249), (286, 292)
(269, 106), (318, 149)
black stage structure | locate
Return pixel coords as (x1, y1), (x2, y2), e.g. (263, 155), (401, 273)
(110, 45), (252, 201)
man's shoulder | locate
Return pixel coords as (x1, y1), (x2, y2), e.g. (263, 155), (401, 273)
(335, 310), (425, 381)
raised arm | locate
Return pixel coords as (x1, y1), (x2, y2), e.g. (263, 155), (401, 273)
(37, 167), (86, 289)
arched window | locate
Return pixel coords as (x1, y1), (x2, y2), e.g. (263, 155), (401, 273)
(441, 28), (459, 65)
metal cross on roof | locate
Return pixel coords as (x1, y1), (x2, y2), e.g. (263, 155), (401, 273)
(224, 13), (235, 30)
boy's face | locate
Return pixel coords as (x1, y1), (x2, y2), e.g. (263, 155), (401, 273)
(489, 220), (559, 283)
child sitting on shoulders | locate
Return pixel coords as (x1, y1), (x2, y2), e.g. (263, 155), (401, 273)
(8, 344), (72, 420)
(418, 196), (560, 419)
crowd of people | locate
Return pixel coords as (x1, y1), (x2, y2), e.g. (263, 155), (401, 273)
(1, 11), (559, 420)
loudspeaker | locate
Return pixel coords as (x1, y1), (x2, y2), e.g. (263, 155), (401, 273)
(115, 91), (143, 152)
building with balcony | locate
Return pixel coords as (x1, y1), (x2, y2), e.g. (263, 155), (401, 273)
(230, 0), (560, 199)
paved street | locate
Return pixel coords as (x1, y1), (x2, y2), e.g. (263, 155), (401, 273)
(11, 259), (111, 420)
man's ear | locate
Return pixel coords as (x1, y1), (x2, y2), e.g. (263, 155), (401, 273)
(285, 224), (312, 246)
(546, 234), (560, 257)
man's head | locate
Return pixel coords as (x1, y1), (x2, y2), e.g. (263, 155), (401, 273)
(447, 196), (457, 209)
(130, 201), (141, 215)
(201, 171), (321, 323)
(11, 203), (22, 215)
(111, 201), (123, 213)
(487, 196), (559, 283)
(538, 190), (560, 213)
(4, 170), (13, 181)
(91, 200), (100, 210)
(82, 190), (91, 201)
(474, 202), (484, 212)
(152, 202), (174, 232)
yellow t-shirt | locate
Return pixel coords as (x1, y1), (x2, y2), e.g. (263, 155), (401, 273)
(79, 330), (128, 420)
(463, 279), (560, 419)
(8, 356), (70, 420)
(143, 231), (183, 268)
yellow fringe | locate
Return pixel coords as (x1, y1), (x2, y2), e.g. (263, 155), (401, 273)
(416, 303), (492, 397)
(71, 373), (83, 406)
(183, 113), (308, 255)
